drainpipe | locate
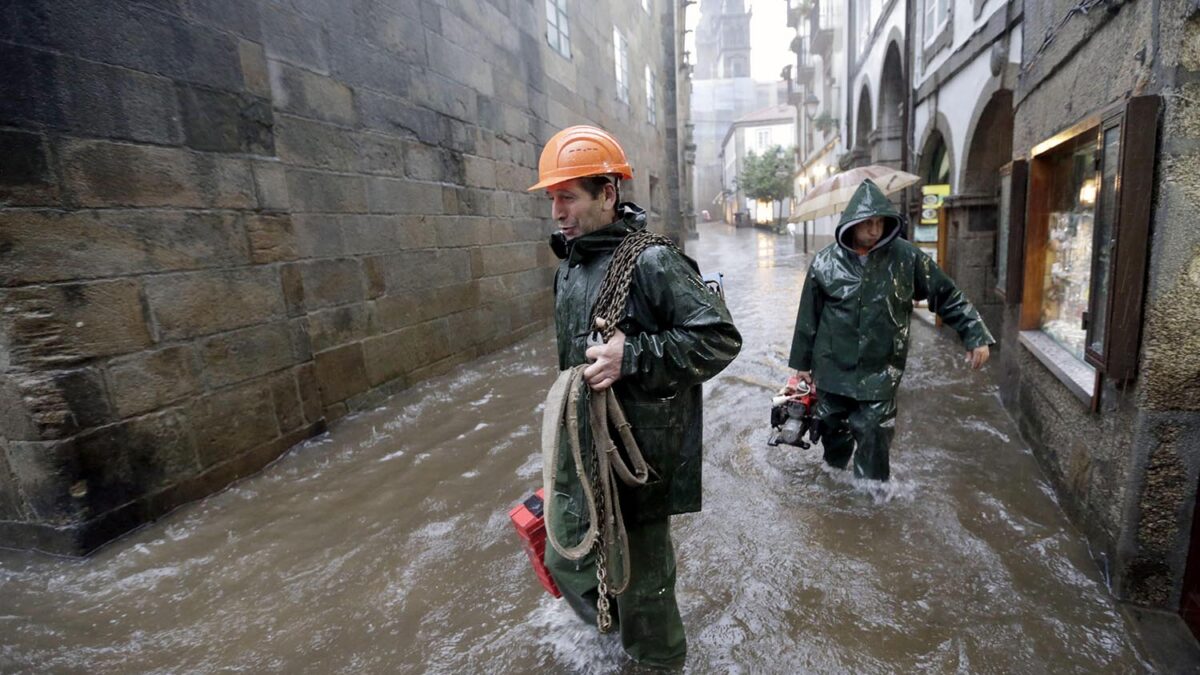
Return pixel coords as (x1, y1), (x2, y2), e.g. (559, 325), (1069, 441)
(902, 0), (913, 227)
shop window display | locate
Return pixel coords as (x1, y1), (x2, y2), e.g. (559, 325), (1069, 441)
(1013, 96), (1160, 393)
(1040, 137), (1097, 361)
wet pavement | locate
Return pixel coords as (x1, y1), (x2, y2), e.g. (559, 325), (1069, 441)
(0, 223), (1151, 673)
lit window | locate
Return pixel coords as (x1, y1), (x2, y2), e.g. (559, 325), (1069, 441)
(614, 27), (629, 103)
(546, 0), (570, 59)
(1014, 96), (1161, 386)
(645, 66), (657, 125)
(923, 0), (949, 43)
(1038, 134), (1097, 361)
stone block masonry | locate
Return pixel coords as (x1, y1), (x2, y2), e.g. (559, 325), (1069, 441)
(0, 0), (683, 554)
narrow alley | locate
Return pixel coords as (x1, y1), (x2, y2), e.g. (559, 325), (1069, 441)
(0, 224), (1148, 673)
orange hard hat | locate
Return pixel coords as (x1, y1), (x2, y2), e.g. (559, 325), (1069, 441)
(527, 125), (634, 192)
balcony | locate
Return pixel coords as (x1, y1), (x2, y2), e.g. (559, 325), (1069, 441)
(810, 0), (834, 56)
(796, 57), (814, 86)
(790, 31), (814, 86)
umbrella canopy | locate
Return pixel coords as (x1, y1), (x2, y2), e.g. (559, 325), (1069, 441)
(792, 165), (921, 221)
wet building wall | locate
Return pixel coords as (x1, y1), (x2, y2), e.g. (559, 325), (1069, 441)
(0, 0), (682, 554)
(909, 0), (1021, 350)
(999, 0), (1200, 616)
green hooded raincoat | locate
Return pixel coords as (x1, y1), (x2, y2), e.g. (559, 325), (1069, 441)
(788, 179), (994, 400)
(788, 179), (994, 480)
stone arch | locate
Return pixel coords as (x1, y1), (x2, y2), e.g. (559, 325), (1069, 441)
(884, 26), (904, 58)
(874, 40), (905, 168)
(961, 86), (1014, 196)
(855, 84), (873, 152)
(916, 110), (955, 189)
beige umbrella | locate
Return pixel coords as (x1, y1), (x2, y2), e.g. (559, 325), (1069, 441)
(792, 165), (921, 221)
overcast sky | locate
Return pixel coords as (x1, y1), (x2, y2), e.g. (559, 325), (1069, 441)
(686, 1), (794, 83)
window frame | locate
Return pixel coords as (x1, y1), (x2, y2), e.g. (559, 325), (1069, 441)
(855, 0), (871, 58)
(545, 0), (570, 60)
(1014, 96), (1160, 403)
(1088, 96), (1159, 379)
(614, 27), (629, 104)
(1083, 113), (1124, 370)
(645, 65), (657, 126)
(923, 0), (950, 45)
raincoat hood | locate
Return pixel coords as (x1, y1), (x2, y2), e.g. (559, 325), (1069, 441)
(550, 202), (647, 263)
(835, 179), (903, 253)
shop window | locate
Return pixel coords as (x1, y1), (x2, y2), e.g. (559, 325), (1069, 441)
(1014, 96), (1159, 402)
(1038, 132), (1095, 362)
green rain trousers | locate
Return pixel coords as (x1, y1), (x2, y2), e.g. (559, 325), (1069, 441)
(544, 380), (688, 668)
(545, 519), (686, 668)
(815, 391), (898, 481)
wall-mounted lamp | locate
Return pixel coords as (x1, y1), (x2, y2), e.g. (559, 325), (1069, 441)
(803, 92), (820, 119)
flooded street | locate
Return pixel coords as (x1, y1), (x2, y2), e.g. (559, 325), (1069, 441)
(0, 224), (1149, 673)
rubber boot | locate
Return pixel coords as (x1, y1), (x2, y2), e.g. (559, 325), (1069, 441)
(544, 518), (686, 669)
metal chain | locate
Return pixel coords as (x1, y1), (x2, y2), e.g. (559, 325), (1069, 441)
(590, 392), (613, 633)
(589, 230), (678, 341)
(585, 228), (672, 632)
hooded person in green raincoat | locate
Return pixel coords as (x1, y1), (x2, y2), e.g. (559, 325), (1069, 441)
(788, 179), (994, 482)
(529, 126), (741, 668)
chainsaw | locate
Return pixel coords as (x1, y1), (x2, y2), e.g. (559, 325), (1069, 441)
(768, 379), (820, 449)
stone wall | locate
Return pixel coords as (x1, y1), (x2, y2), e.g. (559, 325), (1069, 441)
(0, 0), (681, 554)
(1000, 0), (1200, 611)
(942, 196), (1003, 344)
(1118, 1), (1200, 610)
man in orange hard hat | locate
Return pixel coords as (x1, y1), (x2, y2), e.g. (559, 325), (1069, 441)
(530, 125), (741, 668)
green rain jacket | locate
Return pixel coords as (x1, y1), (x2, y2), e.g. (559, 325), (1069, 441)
(552, 203), (741, 524)
(788, 179), (994, 401)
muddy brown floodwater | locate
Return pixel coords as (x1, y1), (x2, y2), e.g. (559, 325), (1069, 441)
(0, 224), (1150, 673)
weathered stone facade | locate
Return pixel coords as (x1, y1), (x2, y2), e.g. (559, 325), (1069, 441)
(0, 0), (685, 554)
(998, 0), (1200, 624)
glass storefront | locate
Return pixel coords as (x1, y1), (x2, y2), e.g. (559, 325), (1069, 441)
(1039, 135), (1098, 361)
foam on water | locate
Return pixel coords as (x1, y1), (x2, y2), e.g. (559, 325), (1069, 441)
(524, 600), (626, 673)
(818, 463), (918, 504)
(962, 418), (1011, 443)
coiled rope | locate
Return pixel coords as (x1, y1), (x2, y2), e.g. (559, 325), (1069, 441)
(541, 228), (674, 631)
